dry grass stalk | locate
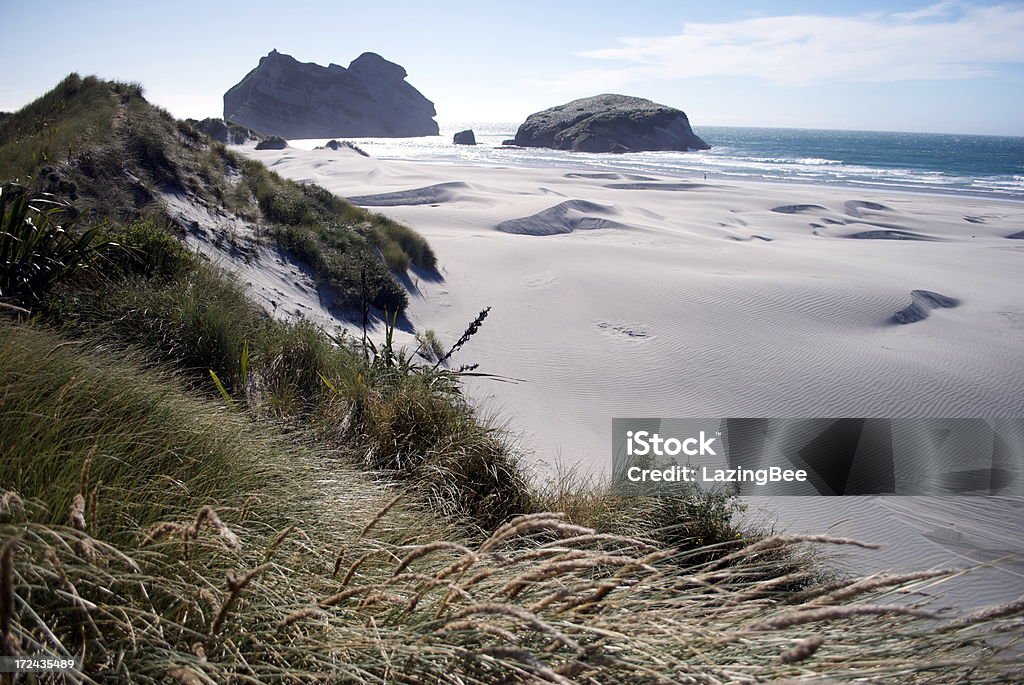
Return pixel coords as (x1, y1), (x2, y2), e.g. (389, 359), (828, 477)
(0, 491), (24, 515)
(504, 554), (654, 599)
(530, 579), (620, 613)
(513, 549), (591, 565)
(443, 603), (581, 652)
(340, 548), (393, 587)
(433, 552), (478, 582)
(937, 595), (1024, 633)
(389, 572), (475, 613)
(86, 481), (100, 535)
(542, 533), (659, 553)
(480, 518), (594, 554)
(560, 580), (621, 613)
(436, 619), (519, 643)
(209, 564), (270, 637)
(779, 636), (825, 664)
(358, 493), (404, 539)
(704, 534), (881, 572)
(265, 524), (296, 560)
(460, 567), (499, 590)
(320, 586), (374, 607)
(332, 547), (348, 577)
(142, 521), (188, 546)
(741, 604), (940, 633)
(69, 494), (86, 532)
(356, 589), (405, 609)
(192, 506), (240, 550)
(393, 541), (475, 576)
(278, 607), (328, 632)
(478, 512), (566, 553)
(811, 569), (956, 605)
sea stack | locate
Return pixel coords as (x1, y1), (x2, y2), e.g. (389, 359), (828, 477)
(509, 94), (709, 153)
(453, 129), (476, 145)
(223, 50), (439, 138)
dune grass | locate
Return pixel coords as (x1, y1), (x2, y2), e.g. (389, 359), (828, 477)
(2, 322), (1021, 683)
(0, 74), (436, 315)
(0, 74), (118, 185)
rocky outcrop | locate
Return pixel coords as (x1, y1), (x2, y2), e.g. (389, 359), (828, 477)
(186, 117), (262, 144)
(224, 50), (439, 138)
(315, 140), (369, 156)
(453, 129), (476, 145)
(255, 136), (288, 150)
(509, 94), (709, 153)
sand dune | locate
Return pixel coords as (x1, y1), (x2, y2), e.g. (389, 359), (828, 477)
(234, 144), (1024, 606)
(496, 199), (625, 235)
(348, 181), (471, 206)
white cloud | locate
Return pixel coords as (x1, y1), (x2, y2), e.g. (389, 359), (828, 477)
(539, 3), (1024, 90)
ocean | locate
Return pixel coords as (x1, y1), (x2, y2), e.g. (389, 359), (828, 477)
(290, 123), (1024, 201)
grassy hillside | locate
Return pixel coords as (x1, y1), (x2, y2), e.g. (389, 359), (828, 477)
(3, 316), (1020, 682)
(0, 74), (434, 314)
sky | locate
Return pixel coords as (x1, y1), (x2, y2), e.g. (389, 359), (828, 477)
(2, 0), (1024, 135)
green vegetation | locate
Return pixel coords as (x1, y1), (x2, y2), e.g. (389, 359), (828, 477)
(415, 328), (446, 362)
(0, 182), (110, 305)
(0, 74), (118, 185)
(0, 82), (1021, 681)
(0, 73), (436, 314)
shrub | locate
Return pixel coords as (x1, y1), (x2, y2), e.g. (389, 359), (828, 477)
(0, 182), (109, 306)
(100, 220), (194, 279)
(415, 328), (446, 362)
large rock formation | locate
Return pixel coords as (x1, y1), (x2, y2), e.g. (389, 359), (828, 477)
(509, 94), (709, 153)
(224, 50), (439, 138)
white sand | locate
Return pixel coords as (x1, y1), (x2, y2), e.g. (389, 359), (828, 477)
(229, 144), (1024, 606)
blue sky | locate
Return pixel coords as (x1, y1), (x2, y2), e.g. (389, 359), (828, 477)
(2, 0), (1023, 135)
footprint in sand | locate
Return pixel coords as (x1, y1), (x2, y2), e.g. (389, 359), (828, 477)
(596, 320), (652, 339)
(523, 271), (558, 289)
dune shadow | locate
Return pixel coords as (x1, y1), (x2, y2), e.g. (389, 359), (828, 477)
(891, 289), (960, 324)
(347, 182), (469, 206)
(605, 182), (706, 191)
(843, 229), (938, 241)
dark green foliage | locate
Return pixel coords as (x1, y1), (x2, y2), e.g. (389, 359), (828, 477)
(0, 183), (109, 305)
(100, 220), (195, 279)
(369, 214), (437, 271)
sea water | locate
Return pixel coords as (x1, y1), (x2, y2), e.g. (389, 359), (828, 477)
(289, 123), (1024, 200)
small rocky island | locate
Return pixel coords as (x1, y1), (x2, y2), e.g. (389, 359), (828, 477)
(453, 129), (476, 145)
(508, 94), (709, 153)
(224, 50), (439, 138)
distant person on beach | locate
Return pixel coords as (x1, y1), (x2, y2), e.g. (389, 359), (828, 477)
(704, 172), (707, 180)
